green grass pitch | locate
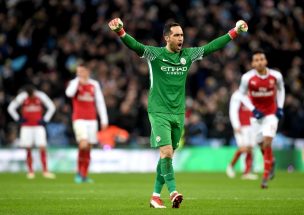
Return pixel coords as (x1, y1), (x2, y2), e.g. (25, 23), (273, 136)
(0, 172), (303, 214)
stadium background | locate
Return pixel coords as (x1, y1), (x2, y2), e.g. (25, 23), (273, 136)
(0, 0), (304, 173)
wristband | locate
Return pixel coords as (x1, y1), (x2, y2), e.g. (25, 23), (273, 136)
(228, 29), (238, 39)
(117, 28), (126, 37)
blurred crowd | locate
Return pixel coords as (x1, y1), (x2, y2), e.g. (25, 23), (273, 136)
(0, 0), (304, 148)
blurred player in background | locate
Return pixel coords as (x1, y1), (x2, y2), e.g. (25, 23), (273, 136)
(239, 50), (285, 189)
(109, 18), (248, 208)
(227, 90), (258, 180)
(7, 85), (56, 179)
(66, 61), (108, 183)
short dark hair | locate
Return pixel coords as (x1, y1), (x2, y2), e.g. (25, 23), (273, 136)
(252, 49), (266, 56)
(23, 85), (35, 97)
(77, 58), (88, 67)
(163, 22), (181, 36)
(251, 50), (267, 61)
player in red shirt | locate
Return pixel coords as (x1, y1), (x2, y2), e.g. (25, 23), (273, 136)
(239, 50), (285, 188)
(66, 61), (108, 183)
(7, 85), (56, 179)
(226, 90), (258, 180)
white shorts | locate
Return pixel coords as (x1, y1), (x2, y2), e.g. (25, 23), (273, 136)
(20, 126), (47, 148)
(73, 120), (98, 144)
(250, 114), (279, 144)
(234, 126), (255, 147)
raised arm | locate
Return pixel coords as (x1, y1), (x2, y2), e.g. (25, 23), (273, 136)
(108, 18), (145, 56)
(65, 78), (79, 98)
(121, 34), (145, 57)
(189, 20), (248, 61)
(203, 34), (232, 57)
(205, 20), (248, 56)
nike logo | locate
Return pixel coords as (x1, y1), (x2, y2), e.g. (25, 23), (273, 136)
(160, 173), (173, 177)
(162, 59), (180, 65)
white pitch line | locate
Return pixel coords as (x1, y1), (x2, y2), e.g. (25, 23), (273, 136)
(0, 197), (304, 201)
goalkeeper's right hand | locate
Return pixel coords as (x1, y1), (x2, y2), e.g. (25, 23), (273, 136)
(108, 18), (126, 37)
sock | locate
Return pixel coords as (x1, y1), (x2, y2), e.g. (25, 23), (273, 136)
(78, 149), (86, 177)
(231, 150), (242, 166)
(244, 151), (252, 174)
(40, 148), (47, 172)
(263, 146), (273, 179)
(26, 149), (33, 173)
(152, 193), (160, 197)
(82, 149), (91, 178)
(153, 159), (165, 195)
(160, 158), (176, 194)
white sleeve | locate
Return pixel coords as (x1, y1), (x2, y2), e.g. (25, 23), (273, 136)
(238, 75), (255, 111)
(94, 82), (108, 126)
(276, 73), (285, 108)
(36, 91), (56, 122)
(65, 78), (79, 97)
(229, 92), (241, 129)
(7, 92), (27, 121)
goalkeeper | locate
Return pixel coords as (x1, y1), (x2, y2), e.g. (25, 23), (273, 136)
(109, 18), (248, 209)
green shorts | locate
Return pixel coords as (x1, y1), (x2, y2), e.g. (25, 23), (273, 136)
(148, 112), (184, 149)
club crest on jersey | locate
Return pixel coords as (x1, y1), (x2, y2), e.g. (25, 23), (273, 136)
(180, 57), (186, 65)
(250, 80), (256, 85)
(156, 136), (161, 142)
(269, 79), (275, 86)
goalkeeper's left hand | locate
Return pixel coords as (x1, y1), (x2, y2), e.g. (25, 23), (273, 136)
(229, 20), (248, 39)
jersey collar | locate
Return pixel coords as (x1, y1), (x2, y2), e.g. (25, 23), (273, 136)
(254, 68), (270, 79)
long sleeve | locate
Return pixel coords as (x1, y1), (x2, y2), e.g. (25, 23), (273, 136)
(202, 34), (231, 57)
(7, 92), (27, 121)
(276, 73), (285, 108)
(94, 82), (108, 126)
(229, 92), (241, 129)
(239, 75), (255, 111)
(120, 34), (146, 56)
(36, 91), (56, 122)
(188, 34), (232, 62)
(65, 78), (79, 97)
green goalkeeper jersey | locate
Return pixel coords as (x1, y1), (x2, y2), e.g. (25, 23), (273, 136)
(121, 33), (231, 114)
